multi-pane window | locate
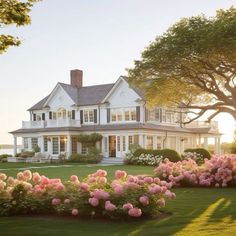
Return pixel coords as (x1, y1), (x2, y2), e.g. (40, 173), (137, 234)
(53, 112), (57, 120)
(84, 110), (94, 123)
(31, 138), (38, 149)
(68, 111), (72, 119)
(148, 108), (160, 121)
(123, 136), (126, 151)
(52, 137), (59, 155)
(23, 138), (28, 149)
(125, 111), (129, 121)
(128, 136), (133, 146)
(110, 109), (136, 122)
(44, 137), (48, 152)
(131, 110), (136, 120)
(146, 136), (153, 149)
(117, 136), (120, 151)
(72, 137), (77, 153)
(166, 112), (174, 123)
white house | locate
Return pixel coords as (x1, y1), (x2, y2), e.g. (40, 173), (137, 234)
(10, 69), (221, 159)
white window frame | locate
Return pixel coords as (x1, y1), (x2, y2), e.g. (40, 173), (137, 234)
(83, 109), (94, 124)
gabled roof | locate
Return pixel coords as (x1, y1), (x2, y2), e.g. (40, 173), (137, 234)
(28, 82), (115, 111)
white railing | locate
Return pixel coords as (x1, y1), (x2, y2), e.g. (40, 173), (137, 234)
(22, 120), (45, 129)
(185, 120), (218, 131)
(22, 119), (81, 129)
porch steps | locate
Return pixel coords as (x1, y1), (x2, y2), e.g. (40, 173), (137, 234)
(100, 158), (123, 165)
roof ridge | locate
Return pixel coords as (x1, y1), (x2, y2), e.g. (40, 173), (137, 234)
(59, 82), (115, 89)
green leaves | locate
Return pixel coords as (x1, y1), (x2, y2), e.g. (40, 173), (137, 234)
(127, 7), (236, 121)
(0, 0), (40, 54)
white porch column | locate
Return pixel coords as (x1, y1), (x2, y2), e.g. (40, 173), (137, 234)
(153, 136), (157, 150)
(67, 135), (72, 157)
(214, 137), (221, 154)
(138, 135), (144, 148)
(13, 136), (17, 156)
(218, 137), (221, 154)
(39, 136), (44, 153)
(204, 137), (208, 149)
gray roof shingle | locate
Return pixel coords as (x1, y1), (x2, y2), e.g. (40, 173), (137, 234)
(28, 83), (115, 111)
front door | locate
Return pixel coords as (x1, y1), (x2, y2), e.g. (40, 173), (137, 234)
(109, 136), (116, 157)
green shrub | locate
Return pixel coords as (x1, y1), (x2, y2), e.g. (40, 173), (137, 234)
(0, 154), (12, 162)
(19, 151), (35, 158)
(33, 145), (40, 153)
(184, 148), (211, 159)
(68, 148), (102, 164)
(133, 148), (181, 162)
(230, 142), (236, 154)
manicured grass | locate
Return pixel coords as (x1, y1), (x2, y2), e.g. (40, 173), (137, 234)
(0, 163), (236, 236)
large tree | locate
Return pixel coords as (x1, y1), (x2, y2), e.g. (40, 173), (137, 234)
(0, 0), (39, 54)
(127, 7), (236, 123)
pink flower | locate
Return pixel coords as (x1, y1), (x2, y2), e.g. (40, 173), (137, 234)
(80, 183), (89, 191)
(64, 199), (70, 204)
(91, 189), (109, 200)
(123, 203), (133, 210)
(70, 175), (78, 182)
(87, 176), (96, 183)
(23, 170), (32, 181)
(105, 201), (117, 211)
(72, 208), (78, 216)
(97, 177), (107, 185)
(55, 183), (65, 191)
(128, 208), (142, 217)
(32, 172), (41, 183)
(41, 176), (49, 185)
(115, 170), (127, 179)
(114, 185), (124, 196)
(157, 199), (165, 207)
(88, 197), (99, 207)
(52, 198), (61, 205)
(139, 196), (149, 205)
(96, 169), (107, 177)
(0, 173), (7, 181)
(144, 177), (153, 184)
(16, 172), (25, 181)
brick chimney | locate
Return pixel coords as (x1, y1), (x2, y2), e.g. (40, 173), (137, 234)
(70, 69), (83, 88)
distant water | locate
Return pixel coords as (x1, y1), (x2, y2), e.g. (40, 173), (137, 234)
(0, 148), (20, 155)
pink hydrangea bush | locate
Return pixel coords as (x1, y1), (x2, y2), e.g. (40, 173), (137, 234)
(154, 155), (236, 187)
(0, 169), (175, 220)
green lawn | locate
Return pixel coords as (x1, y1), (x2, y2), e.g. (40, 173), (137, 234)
(0, 163), (235, 236)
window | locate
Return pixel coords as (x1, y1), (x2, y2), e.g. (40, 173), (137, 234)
(123, 136), (126, 151)
(128, 136), (133, 146)
(111, 112), (116, 122)
(44, 137), (48, 152)
(62, 110), (66, 119)
(166, 112), (174, 123)
(117, 111), (122, 121)
(23, 138), (28, 149)
(131, 110), (136, 120)
(89, 110), (94, 122)
(125, 111), (130, 121)
(68, 111), (72, 119)
(52, 137), (59, 155)
(133, 135), (139, 144)
(53, 112), (57, 120)
(84, 110), (94, 123)
(104, 137), (108, 152)
(146, 136), (153, 149)
(31, 138), (38, 149)
(117, 136), (120, 151)
(148, 108), (160, 121)
(168, 137), (176, 149)
(60, 136), (66, 152)
(72, 137), (77, 153)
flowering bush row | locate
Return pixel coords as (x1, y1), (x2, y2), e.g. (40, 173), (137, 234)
(0, 169), (175, 220)
(154, 155), (236, 187)
(124, 152), (163, 166)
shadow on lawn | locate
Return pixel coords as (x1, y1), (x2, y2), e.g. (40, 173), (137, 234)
(126, 188), (236, 236)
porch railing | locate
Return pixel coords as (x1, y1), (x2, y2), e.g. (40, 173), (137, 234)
(22, 119), (81, 129)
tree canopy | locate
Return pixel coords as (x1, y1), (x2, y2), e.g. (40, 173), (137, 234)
(0, 0), (39, 54)
(127, 7), (236, 122)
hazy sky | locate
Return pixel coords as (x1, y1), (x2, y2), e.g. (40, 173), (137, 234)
(0, 0), (236, 144)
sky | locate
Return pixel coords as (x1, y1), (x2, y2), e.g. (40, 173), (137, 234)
(0, 0), (236, 144)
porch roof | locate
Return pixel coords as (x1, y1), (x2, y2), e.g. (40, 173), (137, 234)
(10, 123), (220, 135)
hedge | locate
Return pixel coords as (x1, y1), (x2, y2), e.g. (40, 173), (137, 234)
(184, 148), (211, 159)
(133, 148), (181, 162)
